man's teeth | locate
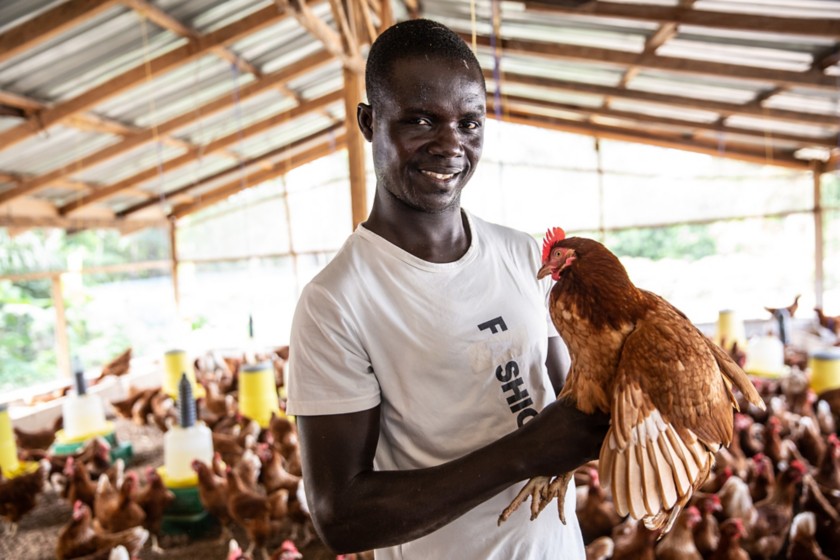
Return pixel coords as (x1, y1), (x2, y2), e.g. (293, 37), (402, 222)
(421, 170), (455, 180)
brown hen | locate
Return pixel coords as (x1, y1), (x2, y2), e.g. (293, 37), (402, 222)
(500, 230), (764, 534)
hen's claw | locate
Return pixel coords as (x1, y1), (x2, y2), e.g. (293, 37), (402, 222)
(498, 476), (550, 525)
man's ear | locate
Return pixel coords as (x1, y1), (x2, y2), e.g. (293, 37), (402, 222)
(357, 103), (373, 142)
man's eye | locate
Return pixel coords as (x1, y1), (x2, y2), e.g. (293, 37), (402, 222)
(412, 118), (431, 126)
(461, 121), (480, 130)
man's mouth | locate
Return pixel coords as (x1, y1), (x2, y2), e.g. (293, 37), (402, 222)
(420, 169), (458, 181)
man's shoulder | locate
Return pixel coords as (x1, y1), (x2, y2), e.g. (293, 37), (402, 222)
(470, 213), (538, 253)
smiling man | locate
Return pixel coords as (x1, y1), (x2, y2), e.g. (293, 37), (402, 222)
(286, 19), (608, 559)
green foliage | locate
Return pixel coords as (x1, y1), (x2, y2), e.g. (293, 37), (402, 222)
(605, 224), (717, 261)
(0, 227), (169, 391)
(0, 281), (57, 390)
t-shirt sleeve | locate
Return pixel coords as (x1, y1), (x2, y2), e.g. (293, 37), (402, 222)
(285, 282), (381, 416)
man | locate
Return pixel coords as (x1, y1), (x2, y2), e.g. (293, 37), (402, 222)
(286, 19), (608, 559)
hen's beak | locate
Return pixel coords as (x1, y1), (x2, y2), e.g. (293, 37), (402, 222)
(537, 263), (553, 280)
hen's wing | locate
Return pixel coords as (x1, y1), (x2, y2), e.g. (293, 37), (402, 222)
(600, 298), (738, 531)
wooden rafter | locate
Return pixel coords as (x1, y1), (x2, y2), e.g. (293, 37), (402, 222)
(0, 50), (334, 206)
(609, 0), (695, 100)
(58, 89), (344, 214)
(493, 70), (836, 127)
(469, 34), (838, 91)
(117, 123), (344, 217)
(282, 0), (366, 73)
(0, 89), (139, 136)
(0, 215), (166, 230)
(496, 108), (808, 170)
(170, 133), (347, 219)
(0, 2), (292, 152)
(123, 0), (263, 78)
(524, 1), (840, 38)
(0, 0), (121, 65)
(503, 94), (838, 148)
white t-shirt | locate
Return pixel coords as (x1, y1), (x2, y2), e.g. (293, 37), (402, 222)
(287, 210), (584, 559)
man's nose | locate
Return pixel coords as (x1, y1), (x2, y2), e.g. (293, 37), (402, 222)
(427, 125), (463, 157)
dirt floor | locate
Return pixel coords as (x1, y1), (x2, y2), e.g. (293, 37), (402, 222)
(1, 418), (336, 560)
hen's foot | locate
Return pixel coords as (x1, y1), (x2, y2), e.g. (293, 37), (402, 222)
(542, 472), (573, 524)
(498, 476), (550, 525)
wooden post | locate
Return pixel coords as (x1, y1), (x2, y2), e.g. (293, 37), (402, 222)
(813, 160), (825, 309)
(343, 67), (368, 228)
(169, 218), (180, 312)
(50, 273), (71, 378)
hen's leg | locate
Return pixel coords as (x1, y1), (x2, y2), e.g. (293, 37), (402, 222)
(498, 476), (550, 525)
(540, 471), (573, 524)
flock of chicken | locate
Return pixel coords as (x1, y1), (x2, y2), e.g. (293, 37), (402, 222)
(1, 348), (338, 560)
(3, 301), (840, 560)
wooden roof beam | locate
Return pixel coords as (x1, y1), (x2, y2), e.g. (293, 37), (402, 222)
(503, 94), (838, 148)
(495, 107), (809, 170)
(117, 123), (344, 217)
(0, 2), (293, 153)
(524, 1), (840, 38)
(123, 0), (263, 78)
(469, 34), (838, 91)
(58, 89), (343, 214)
(493, 70), (836, 127)
(171, 133), (347, 219)
(0, 214), (166, 231)
(607, 1), (695, 109)
(282, 0), (366, 73)
(0, 49), (334, 206)
(0, 0), (121, 65)
(0, 89), (140, 136)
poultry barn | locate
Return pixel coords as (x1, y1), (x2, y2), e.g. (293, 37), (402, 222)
(1, 0), (840, 559)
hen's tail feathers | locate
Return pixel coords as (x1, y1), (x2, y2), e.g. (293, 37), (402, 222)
(706, 340), (765, 412)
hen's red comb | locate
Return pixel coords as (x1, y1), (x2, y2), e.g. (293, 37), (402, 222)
(541, 227), (566, 263)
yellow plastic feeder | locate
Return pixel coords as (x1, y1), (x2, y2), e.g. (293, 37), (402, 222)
(809, 349), (840, 396)
(714, 309), (746, 350)
(163, 349), (205, 399)
(239, 362), (280, 428)
(0, 403), (40, 478)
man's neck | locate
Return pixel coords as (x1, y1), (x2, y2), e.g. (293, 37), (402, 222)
(363, 191), (471, 264)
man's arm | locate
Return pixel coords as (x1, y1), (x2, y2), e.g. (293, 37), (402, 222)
(545, 336), (571, 395)
(298, 399), (608, 553)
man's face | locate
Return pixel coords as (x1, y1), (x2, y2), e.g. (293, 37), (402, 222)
(366, 56), (486, 214)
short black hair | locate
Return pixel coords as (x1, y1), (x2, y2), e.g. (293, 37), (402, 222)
(365, 19), (485, 109)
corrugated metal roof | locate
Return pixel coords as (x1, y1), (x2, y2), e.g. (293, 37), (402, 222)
(0, 0), (836, 228)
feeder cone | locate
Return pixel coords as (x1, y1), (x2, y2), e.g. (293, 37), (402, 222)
(163, 350), (203, 399)
(239, 362), (280, 428)
(810, 349), (840, 396)
(715, 309), (746, 350)
(0, 403), (21, 475)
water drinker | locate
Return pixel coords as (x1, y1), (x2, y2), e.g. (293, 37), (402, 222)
(61, 362), (110, 441)
(162, 373), (213, 487)
(238, 362), (280, 428)
(744, 335), (785, 378)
